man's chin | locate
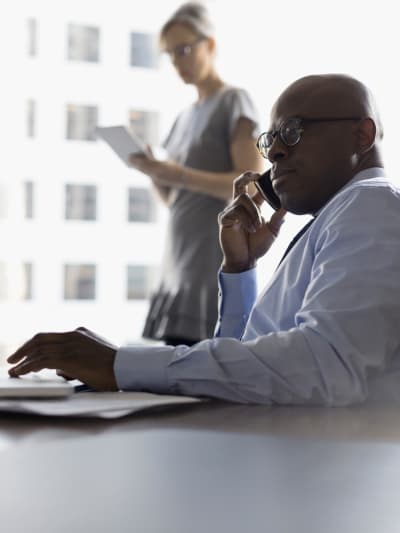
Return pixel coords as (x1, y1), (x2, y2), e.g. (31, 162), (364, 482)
(281, 197), (314, 216)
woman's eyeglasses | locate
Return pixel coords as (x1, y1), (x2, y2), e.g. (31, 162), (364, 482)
(164, 37), (206, 60)
(256, 116), (361, 158)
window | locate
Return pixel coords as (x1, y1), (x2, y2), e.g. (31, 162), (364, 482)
(64, 264), (96, 300)
(130, 32), (158, 68)
(23, 263), (33, 300)
(27, 99), (36, 138)
(24, 181), (34, 219)
(65, 184), (97, 220)
(128, 187), (156, 222)
(126, 265), (156, 300)
(66, 104), (98, 141)
(67, 23), (99, 62)
(27, 18), (37, 57)
(129, 109), (159, 145)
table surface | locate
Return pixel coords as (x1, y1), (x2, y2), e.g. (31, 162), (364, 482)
(2, 401), (400, 533)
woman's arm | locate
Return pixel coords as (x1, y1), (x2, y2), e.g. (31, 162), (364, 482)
(130, 118), (265, 202)
(151, 182), (173, 205)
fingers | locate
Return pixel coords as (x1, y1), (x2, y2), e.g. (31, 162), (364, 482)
(218, 171), (264, 233)
(7, 329), (118, 390)
(219, 193), (263, 234)
(8, 354), (56, 377)
(7, 332), (68, 364)
(267, 208), (286, 237)
(129, 152), (155, 172)
(233, 171), (260, 199)
(56, 369), (74, 380)
(7, 331), (77, 378)
(223, 172), (269, 233)
(129, 153), (146, 167)
(250, 189), (266, 208)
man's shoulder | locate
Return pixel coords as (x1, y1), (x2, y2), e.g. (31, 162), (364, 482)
(320, 176), (400, 223)
(346, 176), (400, 195)
(306, 176), (400, 263)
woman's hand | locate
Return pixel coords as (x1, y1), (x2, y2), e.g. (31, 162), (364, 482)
(219, 171), (286, 273)
(129, 150), (181, 187)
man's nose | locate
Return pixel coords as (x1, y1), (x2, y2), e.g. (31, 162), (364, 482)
(267, 135), (289, 163)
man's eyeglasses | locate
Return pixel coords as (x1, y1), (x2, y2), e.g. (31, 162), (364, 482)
(256, 116), (361, 158)
(164, 37), (206, 60)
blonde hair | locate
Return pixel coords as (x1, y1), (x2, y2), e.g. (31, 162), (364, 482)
(159, 2), (215, 47)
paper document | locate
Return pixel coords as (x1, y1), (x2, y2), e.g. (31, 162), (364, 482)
(0, 391), (202, 419)
(96, 125), (147, 166)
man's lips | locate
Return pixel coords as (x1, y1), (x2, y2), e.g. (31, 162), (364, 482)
(271, 169), (295, 192)
(271, 168), (295, 182)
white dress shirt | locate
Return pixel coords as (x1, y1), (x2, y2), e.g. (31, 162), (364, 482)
(115, 168), (400, 405)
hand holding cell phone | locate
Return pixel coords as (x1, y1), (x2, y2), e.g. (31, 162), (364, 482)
(219, 171), (285, 273)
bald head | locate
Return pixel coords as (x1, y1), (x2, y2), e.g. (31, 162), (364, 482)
(273, 74), (383, 140)
(266, 74), (384, 215)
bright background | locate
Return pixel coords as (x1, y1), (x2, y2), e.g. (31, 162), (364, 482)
(0, 0), (398, 363)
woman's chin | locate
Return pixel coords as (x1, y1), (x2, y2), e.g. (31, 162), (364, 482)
(177, 71), (195, 84)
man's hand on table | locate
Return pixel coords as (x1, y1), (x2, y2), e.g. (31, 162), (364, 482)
(7, 327), (118, 391)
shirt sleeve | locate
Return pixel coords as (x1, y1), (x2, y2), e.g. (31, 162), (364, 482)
(114, 180), (400, 406)
(224, 88), (261, 138)
(214, 268), (257, 338)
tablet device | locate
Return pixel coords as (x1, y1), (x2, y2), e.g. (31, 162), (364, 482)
(95, 125), (147, 166)
(0, 368), (74, 398)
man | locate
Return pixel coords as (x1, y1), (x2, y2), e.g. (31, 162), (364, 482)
(8, 74), (400, 405)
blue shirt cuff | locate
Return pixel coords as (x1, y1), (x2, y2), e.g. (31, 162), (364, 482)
(114, 345), (174, 393)
(215, 268), (257, 338)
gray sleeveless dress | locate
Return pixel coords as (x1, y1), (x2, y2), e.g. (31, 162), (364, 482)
(142, 86), (260, 342)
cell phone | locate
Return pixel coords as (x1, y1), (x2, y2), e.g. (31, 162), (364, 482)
(254, 169), (281, 210)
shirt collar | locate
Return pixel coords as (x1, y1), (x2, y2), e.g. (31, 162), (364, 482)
(347, 166), (386, 184)
(313, 167), (386, 217)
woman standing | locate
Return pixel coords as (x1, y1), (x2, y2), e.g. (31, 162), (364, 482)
(130, 2), (263, 346)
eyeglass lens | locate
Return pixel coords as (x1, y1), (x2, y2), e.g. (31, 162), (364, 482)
(281, 118), (302, 146)
(167, 37), (205, 59)
(257, 118), (302, 157)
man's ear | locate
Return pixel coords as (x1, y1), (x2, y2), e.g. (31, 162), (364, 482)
(356, 118), (376, 153)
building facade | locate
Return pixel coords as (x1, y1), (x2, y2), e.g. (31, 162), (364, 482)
(0, 0), (193, 361)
